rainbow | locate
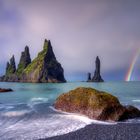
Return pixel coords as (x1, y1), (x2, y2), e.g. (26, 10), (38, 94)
(125, 48), (140, 81)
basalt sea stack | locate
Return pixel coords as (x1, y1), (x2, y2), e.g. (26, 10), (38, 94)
(87, 56), (104, 82)
(92, 56), (104, 82)
(0, 39), (66, 83)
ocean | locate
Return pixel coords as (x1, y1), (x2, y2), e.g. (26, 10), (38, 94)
(0, 82), (140, 140)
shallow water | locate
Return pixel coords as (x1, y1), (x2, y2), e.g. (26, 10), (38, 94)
(0, 82), (140, 139)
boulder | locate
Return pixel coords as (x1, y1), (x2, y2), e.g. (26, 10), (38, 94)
(54, 87), (140, 122)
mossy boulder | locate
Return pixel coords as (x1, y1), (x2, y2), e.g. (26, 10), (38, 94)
(54, 87), (140, 121)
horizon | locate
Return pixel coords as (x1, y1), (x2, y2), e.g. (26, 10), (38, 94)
(0, 0), (140, 81)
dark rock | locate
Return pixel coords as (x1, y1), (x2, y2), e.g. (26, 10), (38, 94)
(0, 88), (13, 92)
(17, 46), (31, 75)
(119, 105), (140, 121)
(21, 39), (66, 83)
(92, 56), (104, 82)
(6, 55), (16, 76)
(87, 73), (91, 82)
(54, 87), (140, 122)
(6, 62), (10, 75)
(0, 39), (66, 83)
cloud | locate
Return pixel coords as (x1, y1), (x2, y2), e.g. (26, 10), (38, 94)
(0, 0), (140, 81)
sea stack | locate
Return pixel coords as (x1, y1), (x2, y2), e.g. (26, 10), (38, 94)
(87, 56), (104, 82)
(6, 55), (16, 75)
(92, 56), (104, 82)
(21, 39), (66, 83)
(0, 39), (66, 83)
(17, 46), (31, 75)
(87, 73), (91, 82)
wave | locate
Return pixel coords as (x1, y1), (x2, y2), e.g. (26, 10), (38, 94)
(28, 97), (48, 108)
(2, 110), (30, 117)
(49, 106), (117, 125)
(132, 99), (140, 102)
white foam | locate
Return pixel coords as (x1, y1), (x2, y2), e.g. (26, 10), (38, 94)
(0, 113), (88, 139)
(2, 110), (30, 117)
(50, 106), (116, 125)
(28, 97), (48, 108)
(132, 99), (140, 102)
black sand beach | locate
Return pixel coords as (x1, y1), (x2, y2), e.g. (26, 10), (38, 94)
(42, 123), (140, 140)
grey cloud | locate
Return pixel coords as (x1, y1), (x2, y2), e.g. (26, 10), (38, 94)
(0, 0), (140, 80)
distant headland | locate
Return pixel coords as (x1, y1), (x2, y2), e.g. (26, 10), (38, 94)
(0, 39), (66, 83)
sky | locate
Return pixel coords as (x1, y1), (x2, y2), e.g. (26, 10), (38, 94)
(0, 0), (140, 81)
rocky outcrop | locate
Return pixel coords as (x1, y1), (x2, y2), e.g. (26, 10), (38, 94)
(0, 39), (66, 83)
(87, 73), (91, 82)
(16, 46), (31, 75)
(54, 87), (140, 122)
(0, 88), (13, 92)
(92, 56), (104, 82)
(21, 39), (66, 83)
(87, 56), (104, 82)
(6, 55), (16, 75)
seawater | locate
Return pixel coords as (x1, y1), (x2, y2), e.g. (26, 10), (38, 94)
(0, 82), (140, 139)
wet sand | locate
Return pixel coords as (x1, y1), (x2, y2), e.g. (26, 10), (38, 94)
(42, 123), (140, 140)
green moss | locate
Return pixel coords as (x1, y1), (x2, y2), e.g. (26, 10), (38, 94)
(6, 65), (15, 76)
(16, 63), (25, 76)
(56, 87), (120, 110)
(24, 41), (49, 75)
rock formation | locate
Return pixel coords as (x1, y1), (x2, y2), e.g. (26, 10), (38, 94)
(0, 39), (66, 83)
(87, 73), (91, 82)
(16, 46), (31, 75)
(87, 56), (104, 82)
(6, 55), (16, 75)
(54, 87), (140, 121)
(21, 39), (66, 83)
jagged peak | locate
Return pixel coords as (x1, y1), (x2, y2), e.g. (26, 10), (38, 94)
(45, 39), (48, 42)
(10, 55), (15, 64)
(43, 39), (49, 50)
(25, 46), (29, 52)
(43, 40), (54, 57)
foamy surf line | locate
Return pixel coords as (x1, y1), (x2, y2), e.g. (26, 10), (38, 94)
(49, 106), (117, 125)
(132, 99), (140, 102)
(2, 110), (30, 117)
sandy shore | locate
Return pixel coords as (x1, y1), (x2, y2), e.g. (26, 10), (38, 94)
(41, 122), (140, 140)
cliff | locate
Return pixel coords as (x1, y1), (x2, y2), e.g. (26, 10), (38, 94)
(0, 39), (66, 83)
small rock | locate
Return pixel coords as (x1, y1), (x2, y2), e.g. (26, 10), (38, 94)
(0, 88), (13, 93)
